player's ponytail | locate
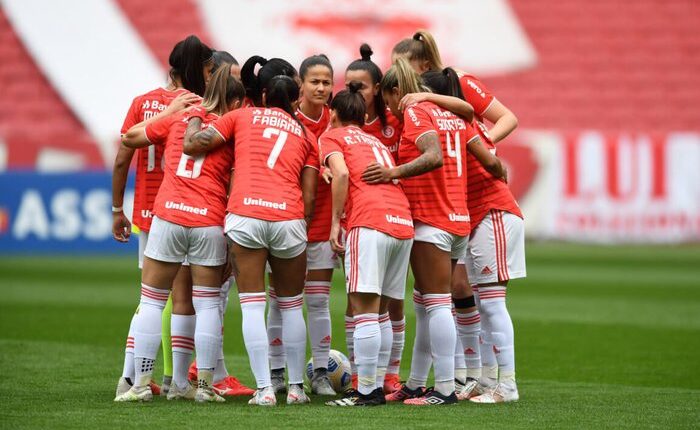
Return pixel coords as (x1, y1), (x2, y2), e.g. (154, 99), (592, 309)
(391, 29), (443, 72)
(168, 35), (213, 97)
(346, 43), (387, 127)
(265, 75), (304, 128)
(381, 57), (429, 99)
(330, 81), (366, 126)
(202, 64), (245, 115)
(422, 67), (465, 100)
(241, 55), (268, 107)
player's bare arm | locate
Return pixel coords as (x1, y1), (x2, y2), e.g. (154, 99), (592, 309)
(111, 144), (134, 242)
(121, 125), (152, 149)
(301, 166), (318, 229)
(467, 136), (508, 182)
(183, 118), (225, 155)
(326, 153), (349, 253)
(400, 93), (474, 123)
(482, 99), (518, 143)
(362, 131), (443, 184)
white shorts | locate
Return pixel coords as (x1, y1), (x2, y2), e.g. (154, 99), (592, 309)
(144, 216), (227, 266)
(307, 241), (340, 270)
(414, 222), (468, 259)
(225, 214), (307, 259)
(465, 210), (526, 284)
(344, 227), (412, 300)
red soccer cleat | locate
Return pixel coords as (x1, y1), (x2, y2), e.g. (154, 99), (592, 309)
(188, 360), (198, 383)
(383, 373), (402, 394)
(149, 380), (162, 396)
(213, 375), (255, 397)
(351, 373), (358, 390)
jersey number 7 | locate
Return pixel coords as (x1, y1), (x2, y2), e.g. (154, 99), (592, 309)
(263, 127), (289, 169)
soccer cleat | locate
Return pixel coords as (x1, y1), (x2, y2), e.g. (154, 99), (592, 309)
(403, 388), (458, 406)
(166, 382), (197, 400)
(270, 368), (286, 394)
(286, 383), (311, 405)
(326, 388), (386, 407)
(383, 373), (402, 394)
(469, 382), (519, 403)
(161, 375), (172, 397)
(351, 373), (358, 390)
(213, 375), (255, 397)
(194, 386), (225, 403)
(248, 386), (277, 406)
(456, 378), (480, 401)
(384, 383), (426, 402)
(114, 385), (153, 402)
(115, 377), (161, 397)
(188, 361), (198, 383)
(311, 369), (336, 396)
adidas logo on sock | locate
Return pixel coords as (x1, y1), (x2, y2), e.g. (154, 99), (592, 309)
(321, 335), (331, 344)
(270, 338), (282, 346)
(465, 348), (476, 355)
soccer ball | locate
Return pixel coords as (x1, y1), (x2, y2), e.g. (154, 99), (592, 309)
(306, 349), (352, 392)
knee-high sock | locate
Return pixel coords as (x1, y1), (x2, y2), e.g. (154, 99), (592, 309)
(193, 286), (222, 388)
(345, 315), (356, 376)
(121, 309), (137, 380)
(387, 317), (406, 375)
(277, 294), (307, 385)
(161, 295), (173, 379)
(407, 290), (431, 390)
(474, 286), (498, 380)
(266, 287), (286, 370)
(377, 313), (392, 387)
(478, 286), (515, 383)
(305, 281), (332, 370)
(240, 292), (270, 388)
(133, 284), (169, 388)
(171, 313), (195, 389)
(214, 277), (233, 383)
(456, 309), (482, 380)
(453, 306), (467, 383)
(354, 313), (380, 395)
(424, 293), (456, 396)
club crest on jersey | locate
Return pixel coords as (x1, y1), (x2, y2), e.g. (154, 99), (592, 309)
(382, 126), (395, 138)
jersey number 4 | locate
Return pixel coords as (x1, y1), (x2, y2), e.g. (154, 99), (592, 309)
(445, 132), (463, 177)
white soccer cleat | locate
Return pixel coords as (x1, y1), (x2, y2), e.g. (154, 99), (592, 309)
(115, 377), (132, 398)
(194, 386), (225, 403)
(248, 386), (277, 406)
(456, 378), (480, 401)
(166, 382), (197, 400)
(286, 384), (311, 405)
(469, 382), (519, 403)
(114, 385), (153, 402)
(311, 371), (336, 396)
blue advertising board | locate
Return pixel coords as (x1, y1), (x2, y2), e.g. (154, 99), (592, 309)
(0, 172), (138, 254)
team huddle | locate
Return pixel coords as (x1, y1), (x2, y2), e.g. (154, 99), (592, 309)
(111, 30), (525, 407)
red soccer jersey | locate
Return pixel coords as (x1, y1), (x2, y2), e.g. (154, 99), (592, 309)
(459, 74), (523, 227)
(398, 101), (479, 236)
(120, 87), (188, 232)
(144, 107), (233, 227)
(210, 107), (320, 221)
(297, 106), (332, 242)
(320, 126), (413, 240)
(362, 108), (402, 162)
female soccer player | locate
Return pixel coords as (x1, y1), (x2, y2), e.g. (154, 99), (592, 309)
(296, 54), (337, 395)
(116, 65), (245, 403)
(344, 44), (475, 394)
(185, 75), (319, 407)
(394, 30), (524, 403)
(112, 34), (213, 398)
(322, 84), (414, 407)
(364, 58), (506, 406)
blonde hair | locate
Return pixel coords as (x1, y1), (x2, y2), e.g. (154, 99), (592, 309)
(392, 29), (444, 71)
(380, 57), (430, 98)
(201, 64), (245, 115)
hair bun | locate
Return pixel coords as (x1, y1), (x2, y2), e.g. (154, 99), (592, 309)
(348, 81), (363, 94)
(412, 32), (422, 41)
(359, 43), (373, 61)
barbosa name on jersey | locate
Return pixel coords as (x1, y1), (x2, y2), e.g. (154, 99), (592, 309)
(251, 109), (303, 136)
(165, 200), (208, 216)
(243, 197), (287, 211)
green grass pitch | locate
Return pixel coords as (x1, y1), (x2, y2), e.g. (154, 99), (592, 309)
(1, 243), (699, 429)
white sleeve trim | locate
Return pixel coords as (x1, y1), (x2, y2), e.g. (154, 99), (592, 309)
(143, 127), (153, 144)
(480, 97), (497, 117)
(209, 125), (226, 142)
(414, 129), (438, 144)
(322, 151), (343, 167)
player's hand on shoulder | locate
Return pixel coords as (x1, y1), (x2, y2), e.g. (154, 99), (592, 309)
(399, 92), (430, 112)
(362, 162), (394, 184)
(169, 92), (202, 113)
